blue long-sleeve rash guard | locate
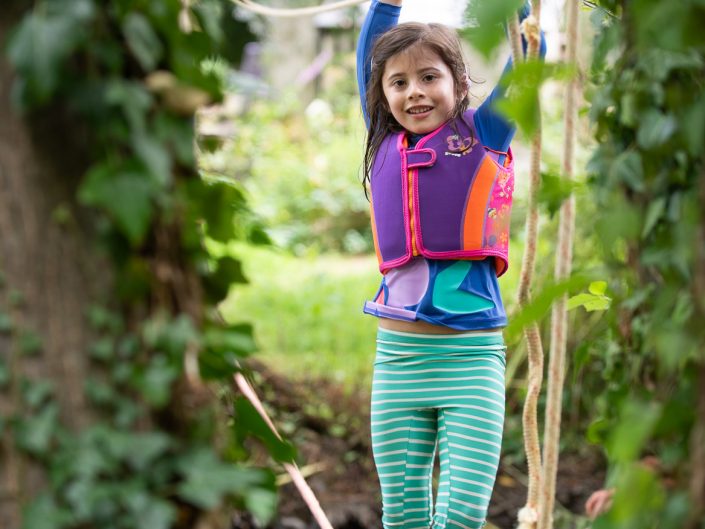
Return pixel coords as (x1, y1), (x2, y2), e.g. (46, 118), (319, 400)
(356, 0), (546, 153)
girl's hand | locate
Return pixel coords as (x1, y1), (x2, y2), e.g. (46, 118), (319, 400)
(379, 0), (402, 5)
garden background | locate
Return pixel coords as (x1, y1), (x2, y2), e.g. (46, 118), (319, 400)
(0, 1), (703, 529)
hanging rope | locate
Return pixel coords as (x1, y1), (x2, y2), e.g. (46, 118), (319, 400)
(231, 0), (369, 18)
(234, 372), (335, 529)
(537, 1), (580, 527)
(511, 3), (545, 528)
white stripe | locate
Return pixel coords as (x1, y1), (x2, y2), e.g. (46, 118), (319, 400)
(447, 519), (475, 529)
(447, 430), (503, 449)
(449, 497), (485, 510)
(406, 487), (428, 492)
(452, 475), (494, 491)
(448, 442), (500, 461)
(448, 507), (485, 523)
(450, 486), (491, 501)
(371, 426), (436, 437)
(444, 410), (505, 428)
(374, 375), (504, 387)
(376, 460), (406, 468)
(447, 464), (496, 481)
(373, 395), (504, 412)
(374, 366), (503, 377)
(372, 438), (410, 448)
(372, 385), (504, 398)
(445, 453), (499, 470)
(375, 357), (504, 369)
(376, 344), (503, 354)
(374, 449), (408, 457)
(379, 472), (405, 478)
(445, 420), (503, 438)
(371, 415), (435, 426)
(405, 508), (428, 514)
(379, 329), (503, 339)
(383, 492), (404, 498)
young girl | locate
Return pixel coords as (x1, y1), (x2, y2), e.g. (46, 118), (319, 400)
(357, 2), (542, 528)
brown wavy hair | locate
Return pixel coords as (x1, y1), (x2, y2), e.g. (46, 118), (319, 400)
(362, 22), (473, 196)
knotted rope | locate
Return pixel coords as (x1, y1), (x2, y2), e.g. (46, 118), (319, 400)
(538, 1), (580, 528)
(510, 5), (545, 528)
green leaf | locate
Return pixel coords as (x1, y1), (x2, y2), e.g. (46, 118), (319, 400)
(22, 493), (74, 529)
(244, 488), (278, 526)
(177, 448), (275, 509)
(609, 151), (645, 192)
(588, 281), (607, 296)
(122, 13), (163, 71)
(79, 162), (156, 245)
(538, 171), (582, 217)
(0, 359), (9, 389)
(505, 274), (591, 342)
(133, 134), (172, 188)
(607, 400), (661, 462)
(0, 312), (13, 333)
(124, 494), (176, 529)
(641, 197), (666, 239)
(133, 355), (180, 408)
(636, 110), (677, 149)
(6, 1), (94, 106)
(681, 96), (705, 156)
(203, 256), (248, 303)
(462, 0), (524, 58)
(14, 403), (60, 455)
(19, 330), (43, 356)
(496, 61), (572, 138)
(233, 396), (297, 463)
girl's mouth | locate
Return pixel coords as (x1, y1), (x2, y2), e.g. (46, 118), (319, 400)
(407, 106), (433, 116)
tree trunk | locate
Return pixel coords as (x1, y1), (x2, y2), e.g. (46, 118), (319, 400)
(0, 7), (109, 526)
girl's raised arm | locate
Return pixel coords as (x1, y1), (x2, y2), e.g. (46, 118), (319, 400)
(474, 4), (546, 155)
(356, 0), (402, 128)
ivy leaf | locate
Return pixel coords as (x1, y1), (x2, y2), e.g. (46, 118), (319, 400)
(176, 448), (275, 510)
(133, 133), (172, 188)
(203, 256), (248, 303)
(607, 400), (661, 462)
(642, 197), (667, 239)
(496, 61), (572, 138)
(79, 162), (156, 245)
(6, 0), (94, 106)
(609, 151), (645, 192)
(122, 12), (163, 72)
(22, 493), (74, 529)
(14, 403), (60, 455)
(233, 396), (297, 463)
(637, 110), (677, 149)
(462, 0), (524, 59)
(538, 171), (582, 218)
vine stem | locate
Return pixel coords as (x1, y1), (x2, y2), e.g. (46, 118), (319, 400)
(537, 0), (580, 528)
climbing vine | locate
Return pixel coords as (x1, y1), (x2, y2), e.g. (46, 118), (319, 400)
(2, 1), (284, 527)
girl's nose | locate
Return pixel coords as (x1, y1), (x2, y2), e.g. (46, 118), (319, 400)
(407, 81), (424, 99)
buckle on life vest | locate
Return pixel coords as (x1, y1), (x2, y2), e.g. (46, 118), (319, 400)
(406, 148), (436, 169)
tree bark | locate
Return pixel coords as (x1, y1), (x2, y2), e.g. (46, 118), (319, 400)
(0, 7), (109, 526)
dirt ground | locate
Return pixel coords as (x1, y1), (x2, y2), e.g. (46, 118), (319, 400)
(233, 361), (606, 529)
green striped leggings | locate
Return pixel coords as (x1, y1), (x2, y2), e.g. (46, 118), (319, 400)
(371, 328), (506, 529)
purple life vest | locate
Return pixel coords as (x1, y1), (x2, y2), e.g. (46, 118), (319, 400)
(369, 110), (514, 277)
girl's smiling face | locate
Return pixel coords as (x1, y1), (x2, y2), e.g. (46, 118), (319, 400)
(382, 45), (462, 135)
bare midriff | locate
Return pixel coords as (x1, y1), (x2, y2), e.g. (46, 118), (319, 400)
(378, 317), (503, 334)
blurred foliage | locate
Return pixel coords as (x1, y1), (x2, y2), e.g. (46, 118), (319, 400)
(585, 0), (705, 526)
(201, 54), (373, 255)
(5, 0), (281, 527)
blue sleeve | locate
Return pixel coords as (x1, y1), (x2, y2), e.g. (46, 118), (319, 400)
(356, 1), (401, 128)
(474, 6), (547, 153)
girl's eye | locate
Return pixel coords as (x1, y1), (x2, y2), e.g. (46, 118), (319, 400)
(423, 74), (437, 82)
(392, 79), (406, 88)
